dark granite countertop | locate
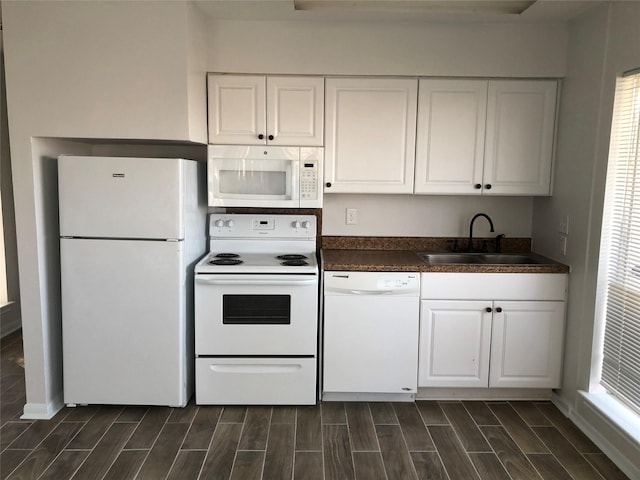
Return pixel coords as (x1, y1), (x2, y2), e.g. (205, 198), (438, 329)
(321, 249), (569, 274)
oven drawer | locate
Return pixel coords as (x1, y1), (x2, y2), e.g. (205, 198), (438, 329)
(195, 357), (317, 405)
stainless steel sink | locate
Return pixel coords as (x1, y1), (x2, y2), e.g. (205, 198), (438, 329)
(481, 254), (542, 265)
(417, 252), (543, 265)
(418, 253), (485, 264)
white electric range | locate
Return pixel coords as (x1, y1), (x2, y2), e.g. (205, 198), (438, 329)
(194, 213), (319, 405)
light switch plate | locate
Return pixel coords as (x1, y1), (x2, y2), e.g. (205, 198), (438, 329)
(559, 215), (569, 235)
(559, 235), (567, 255)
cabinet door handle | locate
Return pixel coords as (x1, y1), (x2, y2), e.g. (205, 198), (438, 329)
(495, 307), (503, 313)
(485, 307), (492, 313)
(485, 184), (492, 190)
(268, 134), (274, 140)
(474, 183), (482, 189)
(258, 134), (264, 140)
(326, 182), (332, 188)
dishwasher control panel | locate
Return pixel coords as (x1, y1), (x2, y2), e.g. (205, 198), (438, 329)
(324, 272), (420, 295)
(378, 276), (418, 290)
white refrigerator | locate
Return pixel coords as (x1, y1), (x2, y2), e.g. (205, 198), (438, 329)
(58, 155), (206, 407)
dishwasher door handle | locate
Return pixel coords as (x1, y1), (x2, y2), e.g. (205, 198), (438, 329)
(328, 289), (394, 295)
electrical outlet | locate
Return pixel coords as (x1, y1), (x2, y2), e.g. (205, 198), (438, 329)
(346, 208), (358, 225)
(559, 215), (569, 235)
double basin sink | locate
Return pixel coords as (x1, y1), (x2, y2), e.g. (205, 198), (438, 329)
(417, 252), (547, 265)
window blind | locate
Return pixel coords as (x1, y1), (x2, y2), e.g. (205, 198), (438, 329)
(600, 71), (640, 413)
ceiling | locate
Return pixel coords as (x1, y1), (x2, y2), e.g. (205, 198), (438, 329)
(193, 0), (603, 23)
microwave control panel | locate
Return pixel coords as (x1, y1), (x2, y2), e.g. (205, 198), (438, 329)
(300, 160), (318, 200)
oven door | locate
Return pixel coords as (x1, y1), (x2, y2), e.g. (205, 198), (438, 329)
(195, 274), (318, 355)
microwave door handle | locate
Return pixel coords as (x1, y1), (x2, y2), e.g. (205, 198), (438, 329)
(196, 277), (317, 287)
(290, 160), (300, 201)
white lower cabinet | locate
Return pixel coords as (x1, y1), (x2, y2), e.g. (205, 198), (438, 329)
(419, 273), (567, 389)
(419, 300), (492, 388)
(489, 301), (565, 388)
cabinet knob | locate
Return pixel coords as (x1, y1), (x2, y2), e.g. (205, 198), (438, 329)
(258, 134), (264, 140)
(485, 307), (492, 313)
(268, 135), (274, 140)
(485, 184), (492, 190)
(474, 183), (482, 189)
(326, 182), (332, 188)
(496, 307), (503, 313)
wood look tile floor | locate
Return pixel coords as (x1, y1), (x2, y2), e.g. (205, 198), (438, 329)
(1, 330), (630, 480)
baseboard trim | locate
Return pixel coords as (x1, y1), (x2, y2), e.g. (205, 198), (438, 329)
(1, 302), (21, 339)
(322, 392), (415, 402)
(21, 392), (64, 420)
(416, 387), (553, 401)
(554, 391), (640, 480)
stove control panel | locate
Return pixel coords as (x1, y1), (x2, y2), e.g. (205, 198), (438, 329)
(209, 214), (317, 238)
(253, 219), (275, 230)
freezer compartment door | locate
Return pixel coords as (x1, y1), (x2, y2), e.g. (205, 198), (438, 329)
(196, 357), (317, 405)
(61, 238), (190, 406)
(58, 156), (185, 239)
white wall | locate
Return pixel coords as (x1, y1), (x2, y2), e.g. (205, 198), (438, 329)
(206, 19), (567, 77)
(532, 2), (640, 476)
(0, 32), (21, 336)
(205, 17), (567, 237)
(2, 1), (205, 142)
(22, 138), (93, 419)
(324, 194), (532, 237)
(1, 0), (207, 417)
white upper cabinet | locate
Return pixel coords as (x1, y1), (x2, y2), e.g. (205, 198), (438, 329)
(415, 79), (488, 194)
(208, 75), (265, 145)
(324, 77), (418, 194)
(208, 74), (324, 146)
(483, 80), (558, 195)
(266, 76), (324, 146)
(414, 79), (558, 196)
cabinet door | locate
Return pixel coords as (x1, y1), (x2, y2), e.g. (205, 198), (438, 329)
(207, 74), (266, 144)
(489, 301), (565, 388)
(415, 79), (487, 194)
(325, 77), (418, 193)
(323, 295), (419, 394)
(419, 300), (492, 388)
(267, 77), (324, 146)
(483, 80), (557, 195)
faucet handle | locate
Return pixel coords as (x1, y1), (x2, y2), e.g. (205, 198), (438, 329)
(495, 233), (505, 253)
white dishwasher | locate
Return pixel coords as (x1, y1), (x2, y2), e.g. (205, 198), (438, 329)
(322, 271), (420, 401)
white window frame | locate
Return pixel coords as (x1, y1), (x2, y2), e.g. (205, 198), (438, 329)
(593, 70), (640, 417)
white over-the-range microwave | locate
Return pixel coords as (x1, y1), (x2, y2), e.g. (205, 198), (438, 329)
(207, 145), (323, 208)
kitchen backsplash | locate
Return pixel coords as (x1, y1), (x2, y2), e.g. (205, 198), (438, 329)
(322, 236), (532, 253)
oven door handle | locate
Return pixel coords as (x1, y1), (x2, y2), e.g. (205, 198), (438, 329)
(196, 277), (317, 287)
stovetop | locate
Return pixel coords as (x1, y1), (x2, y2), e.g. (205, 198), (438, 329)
(195, 213), (319, 275)
(195, 251), (318, 274)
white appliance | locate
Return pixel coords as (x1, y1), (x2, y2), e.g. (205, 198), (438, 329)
(194, 213), (319, 405)
(207, 145), (323, 208)
(323, 271), (420, 401)
(58, 155), (206, 407)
